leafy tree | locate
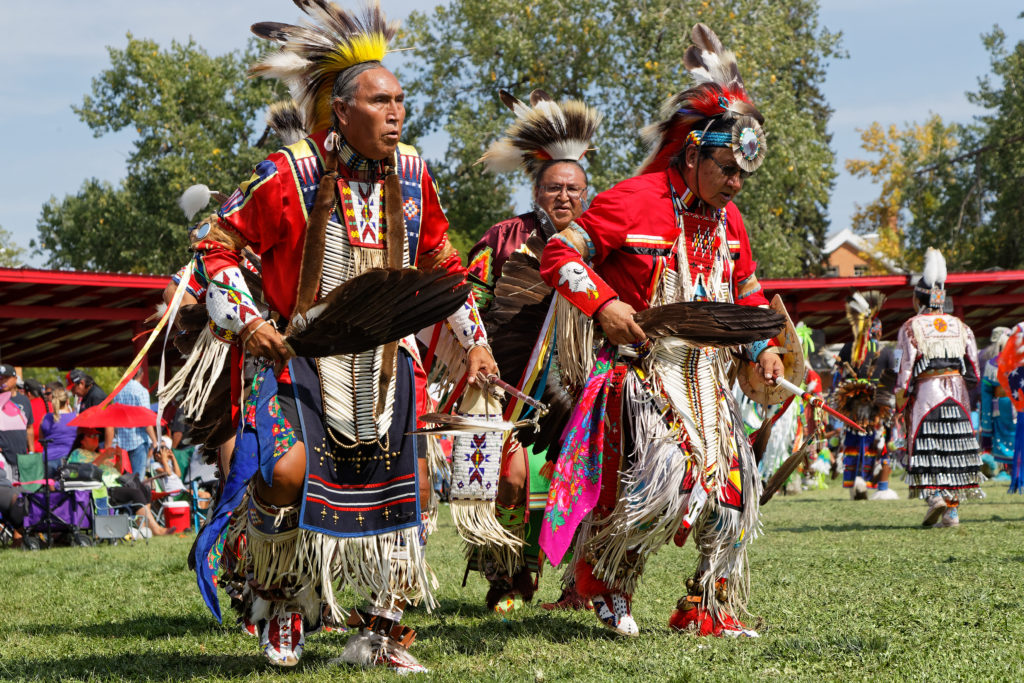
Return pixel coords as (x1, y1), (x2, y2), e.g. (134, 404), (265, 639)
(399, 0), (843, 276)
(33, 36), (284, 274)
(0, 226), (26, 267)
(845, 116), (977, 273)
(847, 20), (1024, 272)
(963, 22), (1024, 270)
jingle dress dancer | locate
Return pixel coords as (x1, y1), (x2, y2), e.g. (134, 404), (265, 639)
(896, 248), (982, 527)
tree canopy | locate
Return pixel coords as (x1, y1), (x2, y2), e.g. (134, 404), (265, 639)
(847, 20), (1024, 272)
(400, 0), (843, 275)
(0, 226), (26, 268)
(33, 35), (284, 274)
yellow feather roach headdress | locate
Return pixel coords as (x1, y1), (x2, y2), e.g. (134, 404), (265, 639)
(250, 0), (397, 133)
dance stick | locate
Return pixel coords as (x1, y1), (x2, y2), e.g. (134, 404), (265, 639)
(479, 373), (549, 416)
(774, 377), (864, 433)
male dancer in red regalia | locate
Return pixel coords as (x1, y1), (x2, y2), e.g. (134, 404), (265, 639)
(537, 24), (782, 638)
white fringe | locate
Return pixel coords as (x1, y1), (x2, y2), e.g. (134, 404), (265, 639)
(427, 323), (468, 398)
(448, 389), (523, 553)
(423, 435), (448, 535)
(911, 315), (967, 361)
(555, 293), (594, 392)
(451, 500), (523, 557)
(158, 326), (230, 419)
(296, 527), (438, 623)
(696, 399), (762, 619)
(586, 373), (688, 594)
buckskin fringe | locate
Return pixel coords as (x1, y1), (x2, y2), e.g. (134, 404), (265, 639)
(423, 434), (448, 534)
(694, 398), (762, 620)
(585, 372), (686, 595)
(555, 293), (594, 392)
(159, 326), (230, 418)
(296, 527), (438, 622)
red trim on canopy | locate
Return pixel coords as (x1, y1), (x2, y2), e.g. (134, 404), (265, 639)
(0, 267), (169, 369)
(762, 270), (1024, 343)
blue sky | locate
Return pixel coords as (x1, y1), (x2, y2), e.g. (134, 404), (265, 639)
(1, 1), (1022, 267)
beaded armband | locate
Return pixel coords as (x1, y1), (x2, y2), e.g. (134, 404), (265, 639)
(561, 221), (594, 261)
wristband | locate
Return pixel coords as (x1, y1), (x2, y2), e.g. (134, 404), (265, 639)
(242, 319), (270, 346)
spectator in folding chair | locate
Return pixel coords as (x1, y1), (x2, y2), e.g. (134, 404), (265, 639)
(39, 384), (78, 476)
(68, 431), (169, 537)
(151, 444), (186, 498)
(0, 461), (25, 545)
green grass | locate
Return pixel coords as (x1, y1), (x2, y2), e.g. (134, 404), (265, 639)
(3, 480), (1024, 682)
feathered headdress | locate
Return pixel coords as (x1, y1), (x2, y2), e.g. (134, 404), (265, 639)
(638, 24), (766, 175)
(266, 100), (309, 145)
(914, 247), (947, 310)
(831, 378), (893, 431)
(478, 89), (602, 179)
(249, 0), (398, 133)
(845, 290), (886, 368)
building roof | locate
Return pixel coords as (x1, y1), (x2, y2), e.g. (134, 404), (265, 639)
(0, 267), (168, 368)
(822, 228), (904, 274)
(763, 270), (1024, 343)
(822, 227), (875, 255)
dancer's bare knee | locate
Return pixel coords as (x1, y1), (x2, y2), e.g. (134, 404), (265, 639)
(257, 442), (307, 505)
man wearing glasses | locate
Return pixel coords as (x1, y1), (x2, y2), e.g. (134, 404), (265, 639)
(538, 25), (782, 639)
(463, 90), (600, 614)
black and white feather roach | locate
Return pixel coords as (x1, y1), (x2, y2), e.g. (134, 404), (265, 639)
(266, 100), (309, 145)
(479, 89), (602, 179)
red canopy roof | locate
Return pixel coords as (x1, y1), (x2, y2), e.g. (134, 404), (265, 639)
(762, 270), (1024, 343)
(2, 266), (1023, 368)
(0, 267), (168, 368)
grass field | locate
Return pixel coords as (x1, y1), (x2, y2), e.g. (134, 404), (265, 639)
(2, 480), (1024, 682)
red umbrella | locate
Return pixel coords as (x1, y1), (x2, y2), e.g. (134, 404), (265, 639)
(69, 403), (159, 429)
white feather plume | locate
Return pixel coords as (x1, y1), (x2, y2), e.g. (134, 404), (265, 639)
(254, 51), (311, 80)
(923, 247), (947, 287)
(479, 91), (601, 178)
(178, 185), (213, 220)
(849, 292), (870, 315)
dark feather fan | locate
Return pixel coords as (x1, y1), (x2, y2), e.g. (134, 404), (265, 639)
(484, 234), (554, 385)
(635, 301), (785, 346)
(479, 234), (573, 454)
(760, 436), (813, 506)
(285, 267), (470, 358)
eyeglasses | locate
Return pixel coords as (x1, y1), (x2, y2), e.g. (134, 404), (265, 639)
(539, 184), (587, 200)
(706, 155), (750, 181)
(43, 392), (52, 397)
